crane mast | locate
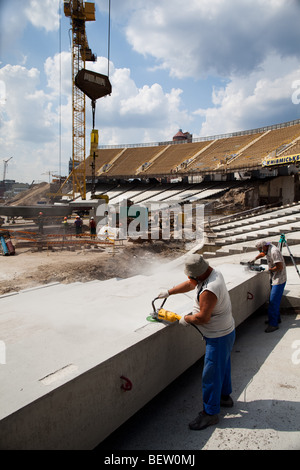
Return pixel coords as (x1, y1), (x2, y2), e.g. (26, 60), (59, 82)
(3, 157), (13, 182)
(64, 0), (96, 200)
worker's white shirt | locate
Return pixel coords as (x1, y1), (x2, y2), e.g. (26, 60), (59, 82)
(192, 269), (235, 338)
(266, 244), (287, 285)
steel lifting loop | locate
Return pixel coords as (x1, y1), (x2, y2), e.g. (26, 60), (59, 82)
(247, 292), (254, 300)
(120, 375), (132, 391)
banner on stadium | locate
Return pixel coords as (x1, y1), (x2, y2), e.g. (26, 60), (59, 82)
(262, 153), (300, 167)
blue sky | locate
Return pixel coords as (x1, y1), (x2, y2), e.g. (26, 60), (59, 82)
(1, 0), (300, 183)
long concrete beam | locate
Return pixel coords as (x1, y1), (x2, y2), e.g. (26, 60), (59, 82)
(0, 260), (270, 449)
(0, 204), (73, 219)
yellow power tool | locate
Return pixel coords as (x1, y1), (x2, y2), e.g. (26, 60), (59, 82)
(148, 297), (204, 340)
(157, 308), (181, 322)
(148, 297), (181, 323)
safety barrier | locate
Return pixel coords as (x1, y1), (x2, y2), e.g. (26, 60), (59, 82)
(0, 228), (122, 250)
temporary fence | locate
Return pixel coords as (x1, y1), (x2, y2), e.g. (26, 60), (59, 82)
(0, 228), (123, 252)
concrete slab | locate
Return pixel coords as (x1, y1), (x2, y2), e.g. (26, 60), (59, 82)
(0, 257), (269, 449)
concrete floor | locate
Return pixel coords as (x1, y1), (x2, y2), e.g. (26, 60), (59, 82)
(96, 264), (300, 451)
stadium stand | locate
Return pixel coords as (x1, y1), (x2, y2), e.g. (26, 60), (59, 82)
(227, 123), (300, 170)
(82, 119), (300, 180)
(84, 148), (124, 177)
(278, 136), (300, 158)
(141, 141), (210, 176)
(100, 146), (168, 177)
(181, 134), (262, 174)
(203, 202), (300, 262)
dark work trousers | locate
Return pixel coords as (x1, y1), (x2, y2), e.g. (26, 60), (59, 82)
(202, 329), (235, 415)
(268, 282), (286, 326)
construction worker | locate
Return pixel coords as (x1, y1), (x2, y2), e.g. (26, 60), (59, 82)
(62, 217), (68, 240)
(89, 216), (96, 239)
(250, 240), (287, 332)
(37, 212), (44, 234)
(157, 254), (235, 431)
(74, 215), (83, 237)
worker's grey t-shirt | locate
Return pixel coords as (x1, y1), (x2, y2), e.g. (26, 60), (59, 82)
(192, 269), (235, 339)
(266, 244), (287, 285)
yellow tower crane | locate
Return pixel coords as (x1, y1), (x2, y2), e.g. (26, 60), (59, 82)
(64, 0), (96, 200)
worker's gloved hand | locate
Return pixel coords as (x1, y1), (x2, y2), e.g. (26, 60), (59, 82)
(248, 259), (255, 265)
(157, 290), (169, 299)
(179, 315), (190, 327)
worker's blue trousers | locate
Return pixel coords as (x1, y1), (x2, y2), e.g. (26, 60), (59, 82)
(268, 282), (286, 326)
(202, 330), (235, 416)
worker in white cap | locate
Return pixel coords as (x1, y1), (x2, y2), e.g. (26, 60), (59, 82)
(250, 240), (286, 332)
(157, 253), (235, 431)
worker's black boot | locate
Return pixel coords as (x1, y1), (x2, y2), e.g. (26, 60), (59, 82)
(220, 395), (234, 407)
(189, 411), (219, 431)
(265, 325), (279, 333)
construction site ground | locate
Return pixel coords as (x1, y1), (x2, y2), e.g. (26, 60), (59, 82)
(0, 229), (186, 297)
(0, 179), (276, 297)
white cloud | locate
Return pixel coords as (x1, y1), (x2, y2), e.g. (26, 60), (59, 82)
(0, 0), (60, 54)
(195, 54), (300, 136)
(0, 64), (56, 142)
(24, 0), (60, 32)
(113, 0), (300, 137)
(0, 51), (191, 182)
(44, 51), (71, 96)
(86, 58), (192, 144)
(0, 56), (72, 183)
(122, 0), (300, 79)
(2, 0), (300, 183)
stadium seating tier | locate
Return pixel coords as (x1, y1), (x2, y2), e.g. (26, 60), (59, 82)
(81, 121), (300, 179)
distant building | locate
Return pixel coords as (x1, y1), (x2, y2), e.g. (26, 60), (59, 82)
(2, 181), (29, 199)
(0, 180), (14, 197)
(173, 129), (192, 143)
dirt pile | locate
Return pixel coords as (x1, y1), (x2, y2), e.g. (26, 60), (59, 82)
(6, 182), (51, 206)
(0, 241), (186, 296)
(214, 183), (258, 214)
(219, 187), (247, 208)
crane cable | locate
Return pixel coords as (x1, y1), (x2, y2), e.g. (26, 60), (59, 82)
(59, 0), (62, 184)
(107, 0), (111, 78)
